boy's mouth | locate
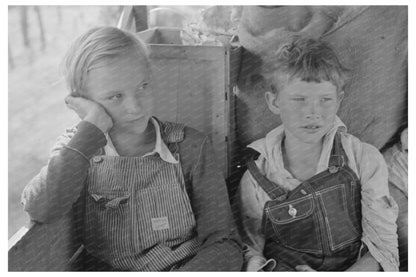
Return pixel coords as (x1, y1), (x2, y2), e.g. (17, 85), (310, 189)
(301, 125), (323, 133)
(303, 125), (321, 129)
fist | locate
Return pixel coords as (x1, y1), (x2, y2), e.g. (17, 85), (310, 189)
(65, 96), (113, 133)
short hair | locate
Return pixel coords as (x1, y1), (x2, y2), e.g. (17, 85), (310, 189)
(264, 38), (350, 95)
(62, 26), (150, 97)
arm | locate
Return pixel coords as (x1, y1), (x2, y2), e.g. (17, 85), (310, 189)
(237, 171), (276, 271)
(296, 252), (381, 272)
(176, 134), (243, 271)
(346, 251), (381, 271)
(21, 96), (111, 223)
(356, 143), (399, 271)
(21, 121), (107, 223)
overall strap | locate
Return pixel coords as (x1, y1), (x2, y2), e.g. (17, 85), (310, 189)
(246, 149), (287, 200)
(328, 131), (347, 168)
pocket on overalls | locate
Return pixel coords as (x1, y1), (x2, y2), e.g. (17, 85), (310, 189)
(265, 195), (321, 253)
(85, 188), (132, 257)
(133, 183), (196, 252)
(316, 184), (361, 251)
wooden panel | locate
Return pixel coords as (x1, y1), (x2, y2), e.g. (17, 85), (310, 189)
(146, 43), (230, 177)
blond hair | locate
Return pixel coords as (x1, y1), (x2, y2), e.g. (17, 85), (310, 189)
(62, 26), (150, 97)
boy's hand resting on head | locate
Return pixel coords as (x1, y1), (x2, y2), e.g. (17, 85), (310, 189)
(65, 96), (113, 133)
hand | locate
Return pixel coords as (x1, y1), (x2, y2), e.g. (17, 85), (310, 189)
(295, 265), (317, 272)
(65, 96), (113, 133)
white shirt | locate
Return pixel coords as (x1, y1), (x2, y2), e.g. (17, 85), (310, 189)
(104, 117), (178, 164)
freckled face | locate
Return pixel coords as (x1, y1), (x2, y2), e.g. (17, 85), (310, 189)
(274, 78), (342, 144)
(85, 50), (154, 134)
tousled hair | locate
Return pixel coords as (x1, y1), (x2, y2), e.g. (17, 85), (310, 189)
(264, 38), (350, 95)
(62, 26), (150, 97)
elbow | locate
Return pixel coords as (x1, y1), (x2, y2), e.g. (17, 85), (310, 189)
(22, 196), (66, 224)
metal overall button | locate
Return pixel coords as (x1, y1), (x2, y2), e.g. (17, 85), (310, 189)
(328, 165), (339, 173)
(300, 189), (307, 195)
(288, 204), (297, 218)
(93, 156), (103, 163)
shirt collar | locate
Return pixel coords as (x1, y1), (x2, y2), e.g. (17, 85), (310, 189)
(104, 117), (178, 164)
(248, 116), (347, 177)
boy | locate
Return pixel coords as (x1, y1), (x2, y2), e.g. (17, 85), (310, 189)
(21, 26), (242, 271)
(237, 38), (399, 271)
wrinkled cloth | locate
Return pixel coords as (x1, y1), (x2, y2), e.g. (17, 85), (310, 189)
(104, 117), (178, 163)
(383, 144), (408, 198)
(237, 116), (399, 271)
(383, 141), (408, 271)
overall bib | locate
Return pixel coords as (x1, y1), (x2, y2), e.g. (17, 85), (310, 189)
(247, 132), (363, 271)
(83, 123), (201, 271)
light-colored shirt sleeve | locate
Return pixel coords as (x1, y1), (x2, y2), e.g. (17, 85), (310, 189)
(237, 170), (276, 271)
(357, 142), (400, 271)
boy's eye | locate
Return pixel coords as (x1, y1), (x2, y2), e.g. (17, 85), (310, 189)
(321, 97), (333, 102)
(108, 93), (122, 100)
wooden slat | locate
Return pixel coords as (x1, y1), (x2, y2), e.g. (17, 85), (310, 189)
(143, 43), (228, 176)
(117, 6), (134, 31)
(132, 6), (148, 32)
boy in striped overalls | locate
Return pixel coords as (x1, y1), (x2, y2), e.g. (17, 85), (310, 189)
(22, 26), (242, 271)
(237, 38), (399, 271)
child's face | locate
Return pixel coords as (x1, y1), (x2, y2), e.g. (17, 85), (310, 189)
(85, 50), (153, 134)
(266, 77), (343, 144)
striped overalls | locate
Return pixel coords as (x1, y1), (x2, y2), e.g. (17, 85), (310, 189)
(247, 132), (364, 271)
(83, 122), (201, 271)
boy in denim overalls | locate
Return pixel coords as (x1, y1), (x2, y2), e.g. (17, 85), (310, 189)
(237, 38), (399, 271)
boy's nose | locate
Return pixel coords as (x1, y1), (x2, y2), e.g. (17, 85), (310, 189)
(125, 95), (143, 113)
(305, 100), (321, 119)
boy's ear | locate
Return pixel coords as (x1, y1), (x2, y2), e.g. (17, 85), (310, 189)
(336, 91), (345, 109)
(265, 91), (280, 115)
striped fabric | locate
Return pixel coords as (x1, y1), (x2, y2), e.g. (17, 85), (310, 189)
(83, 123), (201, 271)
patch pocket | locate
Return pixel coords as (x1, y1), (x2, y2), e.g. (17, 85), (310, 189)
(317, 184), (361, 251)
(265, 195), (321, 252)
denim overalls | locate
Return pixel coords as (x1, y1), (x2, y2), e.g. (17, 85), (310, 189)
(247, 132), (363, 271)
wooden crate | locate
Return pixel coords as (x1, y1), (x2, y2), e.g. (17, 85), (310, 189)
(137, 27), (242, 178)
